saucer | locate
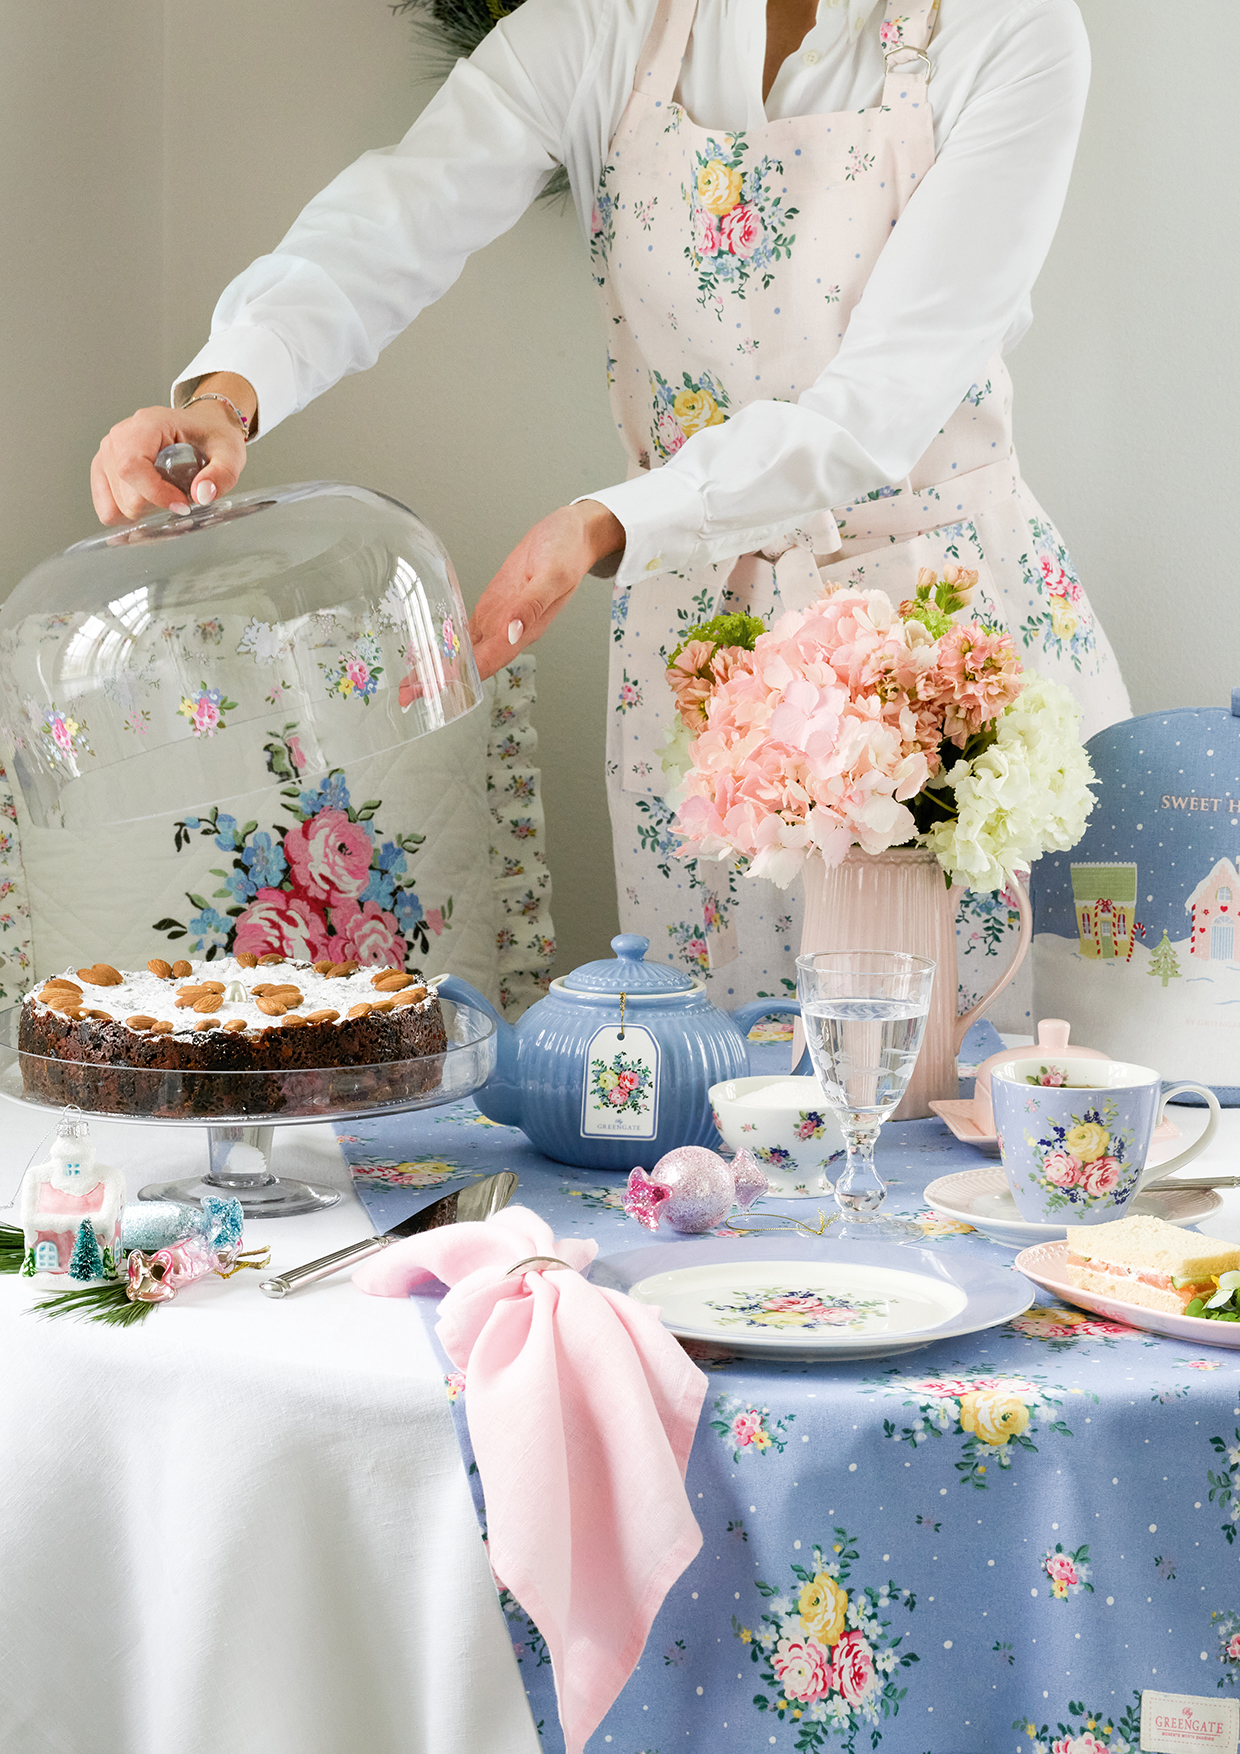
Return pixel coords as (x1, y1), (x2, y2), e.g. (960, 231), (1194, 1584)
(923, 1164), (1221, 1249)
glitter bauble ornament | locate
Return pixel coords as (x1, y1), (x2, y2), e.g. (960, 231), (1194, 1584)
(729, 1147), (769, 1209)
(635, 1146), (736, 1234)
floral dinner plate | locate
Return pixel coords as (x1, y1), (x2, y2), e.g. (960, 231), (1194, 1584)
(924, 1165), (1220, 1250)
(1014, 1240), (1240, 1349)
(588, 1236), (1033, 1360)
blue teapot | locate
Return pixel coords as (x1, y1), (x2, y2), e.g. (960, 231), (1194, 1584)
(437, 935), (799, 1170)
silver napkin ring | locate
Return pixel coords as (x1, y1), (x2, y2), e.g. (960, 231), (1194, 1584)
(506, 1255), (574, 1275)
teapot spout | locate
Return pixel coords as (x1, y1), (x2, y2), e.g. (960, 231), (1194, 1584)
(434, 975), (522, 1127)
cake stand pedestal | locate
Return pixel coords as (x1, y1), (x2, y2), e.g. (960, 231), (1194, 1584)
(0, 999), (497, 1219)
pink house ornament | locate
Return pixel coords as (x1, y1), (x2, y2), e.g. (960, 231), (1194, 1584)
(19, 1107), (124, 1285)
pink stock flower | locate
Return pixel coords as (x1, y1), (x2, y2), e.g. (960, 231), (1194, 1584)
(831, 1630), (877, 1705)
(721, 202), (763, 257)
(1081, 1156), (1121, 1198)
(693, 206), (720, 257)
(331, 898), (406, 967)
(1044, 1552), (1079, 1586)
(771, 1633), (834, 1703)
(1042, 1152), (1082, 1188)
(234, 888), (331, 961)
(284, 808), (373, 903)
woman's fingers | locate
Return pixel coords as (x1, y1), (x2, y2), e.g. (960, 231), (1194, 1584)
(91, 404), (247, 524)
(468, 502), (625, 679)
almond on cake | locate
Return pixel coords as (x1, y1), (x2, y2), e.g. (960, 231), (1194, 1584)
(1064, 1214), (1240, 1316)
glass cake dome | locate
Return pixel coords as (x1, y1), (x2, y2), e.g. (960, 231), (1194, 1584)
(0, 466), (482, 830)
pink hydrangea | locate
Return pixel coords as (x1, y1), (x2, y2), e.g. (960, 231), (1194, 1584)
(926, 624), (1023, 745)
(284, 808), (373, 904)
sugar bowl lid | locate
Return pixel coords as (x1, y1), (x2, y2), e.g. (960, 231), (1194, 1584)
(562, 934), (694, 995)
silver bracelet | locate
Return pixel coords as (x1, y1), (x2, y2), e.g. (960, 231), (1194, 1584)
(181, 391), (253, 441)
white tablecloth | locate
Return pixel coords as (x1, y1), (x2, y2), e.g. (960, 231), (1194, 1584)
(0, 1112), (539, 1754)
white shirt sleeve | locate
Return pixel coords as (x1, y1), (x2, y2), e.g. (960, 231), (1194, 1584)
(173, 0), (613, 434)
(588, 0), (1091, 586)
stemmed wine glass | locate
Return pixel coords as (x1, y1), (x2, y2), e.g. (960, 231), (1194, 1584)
(795, 950), (935, 1239)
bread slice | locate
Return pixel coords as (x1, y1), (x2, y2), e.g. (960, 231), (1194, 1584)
(1063, 1214), (1240, 1316)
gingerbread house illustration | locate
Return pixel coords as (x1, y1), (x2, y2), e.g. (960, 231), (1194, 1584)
(1185, 856), (1239, 962)
(1070, 862), (1138, 961)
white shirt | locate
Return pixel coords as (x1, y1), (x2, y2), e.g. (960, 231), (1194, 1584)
(175, 0), (1089, 588)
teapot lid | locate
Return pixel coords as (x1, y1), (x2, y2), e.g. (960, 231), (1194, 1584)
(563, 934), (694, 995)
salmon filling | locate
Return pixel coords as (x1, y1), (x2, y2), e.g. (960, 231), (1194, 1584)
(1065, 1252), (1214, 1306)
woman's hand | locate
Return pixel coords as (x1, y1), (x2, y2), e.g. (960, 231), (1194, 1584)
(89, 372), (256, 524)
(468, 501), (625, 679)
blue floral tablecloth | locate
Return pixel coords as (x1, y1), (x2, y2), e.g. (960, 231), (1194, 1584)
(339, 1080), (1240, 1754)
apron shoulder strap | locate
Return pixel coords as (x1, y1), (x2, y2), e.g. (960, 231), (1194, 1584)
(632, 0), (699, 103)
(879, 0), (939, 91)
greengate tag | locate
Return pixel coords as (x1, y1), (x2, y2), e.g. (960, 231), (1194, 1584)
(1140, 1691), (1238, 1753)
(580, 1024), (660, 1139)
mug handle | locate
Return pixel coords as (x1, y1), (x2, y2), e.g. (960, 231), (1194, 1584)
(1139, 1084), (1221, 1185)
(952, 877), (1032, 1053)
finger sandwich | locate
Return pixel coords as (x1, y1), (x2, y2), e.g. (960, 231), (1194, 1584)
(1064, 1214), (1240, 1316)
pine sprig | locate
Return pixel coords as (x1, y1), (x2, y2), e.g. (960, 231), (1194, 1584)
(34, 1280), (155, 1327)
(392, 0), (571, 200)
(0, 1222), (25, 1273)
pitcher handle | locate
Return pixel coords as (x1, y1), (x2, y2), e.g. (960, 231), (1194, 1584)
(951, 877), (1033, 1054)
(1139, 1084), (1221, 1186)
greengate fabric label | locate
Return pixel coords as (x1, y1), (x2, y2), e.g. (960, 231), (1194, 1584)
(1140, 1690), (1239, 1753)
(580, 1024), (660, 1139)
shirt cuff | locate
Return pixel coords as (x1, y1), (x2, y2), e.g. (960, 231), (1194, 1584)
(574, 470), (706, 589)
(171, 325), (301, 440)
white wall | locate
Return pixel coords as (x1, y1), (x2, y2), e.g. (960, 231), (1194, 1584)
(3, 0), (1236, 978)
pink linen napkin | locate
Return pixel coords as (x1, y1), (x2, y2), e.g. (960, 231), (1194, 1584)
(353, 1204), (707, 1754)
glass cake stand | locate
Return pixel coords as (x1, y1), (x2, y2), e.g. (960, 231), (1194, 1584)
(0, 999), (497, 1217)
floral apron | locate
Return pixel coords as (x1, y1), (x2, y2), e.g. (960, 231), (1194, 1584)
(592, 0), (1130, 1011)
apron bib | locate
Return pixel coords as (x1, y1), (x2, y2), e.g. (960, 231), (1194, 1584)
(593, 0), (1130, 1015)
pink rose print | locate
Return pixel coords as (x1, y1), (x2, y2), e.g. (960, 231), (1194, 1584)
(618, 1070), (639, 1092)
(831, 1630), (877, 1706)
(332, 897), (406, 967)
(879, 19), (901, 47)
(1039, 1067), (1068, 1087)
(720, 202), (763, 258)
(1228, 1634), (1240, 1661)
(731, 1410), (764, 1448)
(283, 808), (372, 903)
(1042, 1152), (1082, 1188)
(607, 1085), (628, 1106)
(771, 1633), (833, 1704)
(1080, 1156), (1120, 1198)
(693, 206), (720, 257)
(194, 696), (220, 735)
(1045, 1552), (1079, 1586)
(344, 657), (371, 691)
(654, 407), (686, 457)
(51, 717), (73, 754)
(234, 887), (331, 961)
(1052, 1738), (1107, 1754)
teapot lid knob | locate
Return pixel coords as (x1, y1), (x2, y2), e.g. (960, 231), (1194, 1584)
(611, 934), (649, 962)
(1036, 1019), (1071, 1051)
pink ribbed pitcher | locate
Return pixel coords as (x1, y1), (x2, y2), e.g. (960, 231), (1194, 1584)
(798, 848), (1032, 1120)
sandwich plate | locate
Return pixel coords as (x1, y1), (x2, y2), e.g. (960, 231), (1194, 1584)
(924, 1165), (1221, 1249)
(1015, 1239), (1240, 1348)
(588, 1236), (1033, 1361)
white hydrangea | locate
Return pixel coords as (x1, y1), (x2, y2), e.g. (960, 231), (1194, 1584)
(923, 673), (1096, 892)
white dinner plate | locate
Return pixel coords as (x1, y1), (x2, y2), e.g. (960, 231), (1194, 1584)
(588, 1236), (1033, 1360)
(924, 1164), (1221, 1250)
(1015, 1239), (1240, 1349)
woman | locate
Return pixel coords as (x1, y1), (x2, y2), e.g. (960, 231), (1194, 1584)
(91, 0), (1129, 1002)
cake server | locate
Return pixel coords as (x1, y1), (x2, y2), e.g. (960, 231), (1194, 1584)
(258, 1170), (518, 1299)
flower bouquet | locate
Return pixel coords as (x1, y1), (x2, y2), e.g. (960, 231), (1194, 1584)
(663, 571), (1096, 894)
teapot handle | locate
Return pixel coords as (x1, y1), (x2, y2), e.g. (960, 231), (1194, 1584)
(729, 998), (806, 1074)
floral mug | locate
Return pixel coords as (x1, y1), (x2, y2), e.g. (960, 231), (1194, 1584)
(990, 1057), (1221, 1226)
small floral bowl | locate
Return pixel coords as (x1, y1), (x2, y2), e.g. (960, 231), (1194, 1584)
(709, 1075), (844, 1200)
